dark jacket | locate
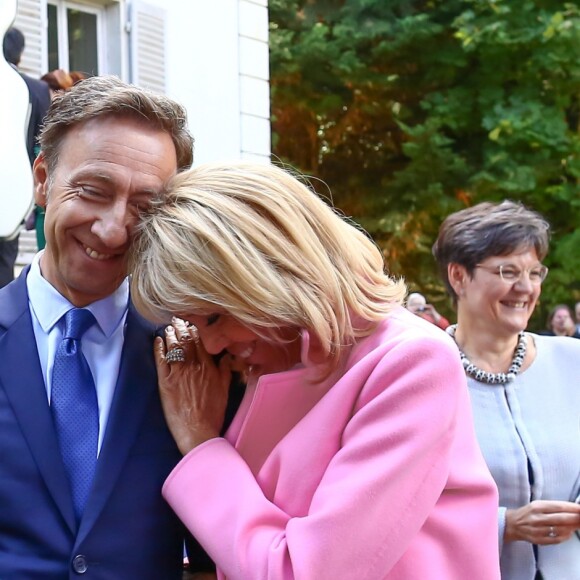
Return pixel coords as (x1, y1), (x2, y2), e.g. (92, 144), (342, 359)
(0, 269), (186, 579)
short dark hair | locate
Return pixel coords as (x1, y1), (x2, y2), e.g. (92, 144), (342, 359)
(3, 27), (25, 66)
(432, 200), (550, 302)
(39, 75), (194, 173)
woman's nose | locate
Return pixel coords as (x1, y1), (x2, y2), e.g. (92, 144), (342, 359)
(513, 273), (534, 292)
(197, 327), (228, 355)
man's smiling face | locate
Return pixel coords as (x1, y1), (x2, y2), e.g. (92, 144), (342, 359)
(33, 115), (177, 306)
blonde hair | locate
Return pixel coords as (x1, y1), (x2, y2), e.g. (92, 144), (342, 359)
(130, 161), (406, 370)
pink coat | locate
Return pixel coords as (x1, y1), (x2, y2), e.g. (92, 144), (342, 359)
(164, 307), (500, 579)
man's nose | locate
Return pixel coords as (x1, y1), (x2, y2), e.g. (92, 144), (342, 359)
(92, 202), (132, 247)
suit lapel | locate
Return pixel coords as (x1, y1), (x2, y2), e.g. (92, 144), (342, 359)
(77, 305), (158, 540)
(0, 270), (77, 532)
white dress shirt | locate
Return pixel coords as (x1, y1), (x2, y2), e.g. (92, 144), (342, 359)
(26, 252), (130, 453)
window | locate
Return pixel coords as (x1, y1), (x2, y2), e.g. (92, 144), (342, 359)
(43, 0), (165, 90)
(47, 1), (104, 76)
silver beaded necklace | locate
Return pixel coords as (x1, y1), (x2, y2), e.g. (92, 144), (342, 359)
(446, 324), (527, 384)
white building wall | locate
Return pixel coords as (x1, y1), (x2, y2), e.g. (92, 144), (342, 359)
(13, 0), (271, 164)
(142, 0), (270, 164)
(10, 0), (270, 267)
(238, 0), (270, 162)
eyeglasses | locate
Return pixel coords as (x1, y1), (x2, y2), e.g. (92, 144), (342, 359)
(475, 264), (549, 285)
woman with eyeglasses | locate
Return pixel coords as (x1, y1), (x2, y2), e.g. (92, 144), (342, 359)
(433, 200), (580, 580)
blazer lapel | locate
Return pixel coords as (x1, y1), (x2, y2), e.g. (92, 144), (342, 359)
(77, 305), (158, 540)
(0, 271), (76, 532)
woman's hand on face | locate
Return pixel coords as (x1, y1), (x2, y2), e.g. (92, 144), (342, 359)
(154, 317), (232, 456)
(504, 500), (580, 545)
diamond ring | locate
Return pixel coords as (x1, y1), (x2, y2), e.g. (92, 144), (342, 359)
(165, 347), (185, 364)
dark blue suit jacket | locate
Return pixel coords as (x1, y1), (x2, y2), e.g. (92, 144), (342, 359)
(0, 269), (185, 578)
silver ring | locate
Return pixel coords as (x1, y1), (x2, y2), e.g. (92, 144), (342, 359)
(165, 347), (185, 364)
(547, 526), (557, 538)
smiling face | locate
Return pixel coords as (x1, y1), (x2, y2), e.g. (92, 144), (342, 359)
(450, 247), (543, 337)
(33, 116), (177, 306)
(183, 313), (302, 376)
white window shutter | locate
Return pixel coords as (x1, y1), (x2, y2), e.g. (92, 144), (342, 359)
(129, 0), (166, 93)
(13, 0), (43, 78)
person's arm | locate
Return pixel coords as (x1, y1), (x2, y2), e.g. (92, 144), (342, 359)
(162, 335), (473, 579)
(423, 303), (450, 329)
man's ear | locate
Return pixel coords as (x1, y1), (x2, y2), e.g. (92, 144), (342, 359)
(33, 153), (49, 208)
(448, 263), (467, 297)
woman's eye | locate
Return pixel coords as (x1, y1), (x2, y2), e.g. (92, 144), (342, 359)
(501, 269), (518, 279)
(206, 314), (220, 326)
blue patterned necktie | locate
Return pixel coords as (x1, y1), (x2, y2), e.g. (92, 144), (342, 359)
(51, 308), (99, 522)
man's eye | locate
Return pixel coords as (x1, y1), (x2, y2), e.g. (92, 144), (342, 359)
(77, 186), (105, 199)
(206, 314), (220, 326)
(131, 198), (153, 211)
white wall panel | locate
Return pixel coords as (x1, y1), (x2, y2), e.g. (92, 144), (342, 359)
(239, 0), (268, 43)
(12, 0), (43, 77)
(130, 1), (166, 93)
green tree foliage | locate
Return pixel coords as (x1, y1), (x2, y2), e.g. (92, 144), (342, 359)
(269, 0), (580, 328)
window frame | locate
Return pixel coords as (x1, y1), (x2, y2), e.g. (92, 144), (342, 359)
(46, 0), (107, 75)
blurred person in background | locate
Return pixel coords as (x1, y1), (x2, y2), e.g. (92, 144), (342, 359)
(30, 69), (87, 250)
(541, 304), (580, 339)
(405, 291), (450, 329)
(1, 27), (51, 287)
(129, 161), (501, 580)
(41, 69), (87, 98)
(433, 200), (580, 580)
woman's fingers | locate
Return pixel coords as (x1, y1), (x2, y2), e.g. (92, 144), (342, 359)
(505, 500), (580, 544)
(161, 320), (199, 368)
(543, 508), (580, 543)
(153, 318), (230, 455)
(154, 336), (170, 379)
(171, 317), (192, 342)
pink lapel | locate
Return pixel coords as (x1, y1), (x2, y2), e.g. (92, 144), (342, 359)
(231, 366), (336, 474)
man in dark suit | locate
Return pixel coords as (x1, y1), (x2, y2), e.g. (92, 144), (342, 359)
(1, 27), (51, 288)
(0, 75), (201, 578)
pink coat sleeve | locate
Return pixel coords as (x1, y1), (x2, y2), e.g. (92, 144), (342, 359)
(163, 334), (495, 579)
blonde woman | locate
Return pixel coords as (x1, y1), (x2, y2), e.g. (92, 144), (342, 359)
(130, 162), (500, 580)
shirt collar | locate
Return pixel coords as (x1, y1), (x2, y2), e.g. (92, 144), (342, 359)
(27, 251), (130, 337)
